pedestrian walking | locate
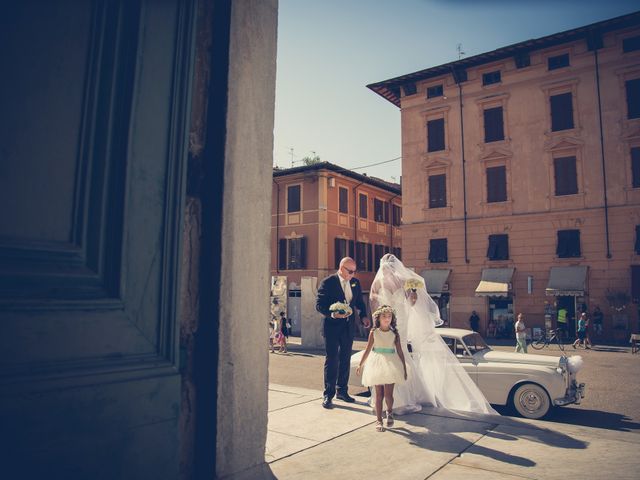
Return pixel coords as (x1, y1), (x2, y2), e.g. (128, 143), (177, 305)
(573, 314), (587, 349)
(514, 313), (528, 353)
(278, 311), (289, 353)
(556, 306), (568, 341)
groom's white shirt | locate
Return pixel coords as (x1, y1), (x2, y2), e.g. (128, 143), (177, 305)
(337, 271), (353, 303)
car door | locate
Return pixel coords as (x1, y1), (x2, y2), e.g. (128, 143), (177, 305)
(441, 336), (478, 384)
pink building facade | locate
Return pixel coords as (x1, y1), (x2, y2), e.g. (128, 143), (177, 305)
(369, 12), (640, 341)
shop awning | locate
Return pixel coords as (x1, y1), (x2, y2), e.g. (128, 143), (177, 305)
(475, 268), (515, 297)
(545, 266), (588, 296)
(420, 269), (451, 297)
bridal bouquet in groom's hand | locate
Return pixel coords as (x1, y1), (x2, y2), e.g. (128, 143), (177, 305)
(330, 302), (353, 317)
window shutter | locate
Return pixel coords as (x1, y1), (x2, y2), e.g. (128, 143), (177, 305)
(335, 238), (346, 269)
(487, 166), (507, 203)
(427, 118), (445, 152)
(383, 202), (389, 224)
(429, 174), (446, 208)
(626, 78), (640, 119)
(299, 237), (307, 269)
(557, 230), (580, 258)
(359, 193), (368, 219)
(632, 266), (640, 303)
(635, 225), (640, 255)
(356, 242), (366, 271)
(339, 187), (349, 213)
(394, 248), (402, 260)
(287, 185), (301, 212)
(429, 239), (447, 263)
(348, 240), (355, 258)
(487, 234), (508, 260)
(374, 244), (384, 271)
(279, 239), (287, 270)
(367, 243), (373, 272)
(550, 93), (574, 131)
(484, 107), (504, 143)
(554, 157), (578, 196)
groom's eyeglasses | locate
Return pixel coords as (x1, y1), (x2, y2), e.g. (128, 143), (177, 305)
(344, 268), (357, 274)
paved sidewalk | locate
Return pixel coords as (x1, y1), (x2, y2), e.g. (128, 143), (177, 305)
(266, 383), (639, 480)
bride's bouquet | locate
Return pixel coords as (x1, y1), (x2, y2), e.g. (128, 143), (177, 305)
(404, 278), (424, 293)
(330, 301), (353, 317)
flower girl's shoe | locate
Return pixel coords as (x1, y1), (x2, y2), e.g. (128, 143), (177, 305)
(386, 411), (394, 427)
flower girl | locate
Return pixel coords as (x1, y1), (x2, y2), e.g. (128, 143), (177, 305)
(356, 305), (407, 431)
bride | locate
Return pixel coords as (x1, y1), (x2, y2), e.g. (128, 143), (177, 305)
(352, 254), (497, 415)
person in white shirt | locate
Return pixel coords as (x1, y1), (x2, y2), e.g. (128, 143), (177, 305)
(515, 313), (527, 353)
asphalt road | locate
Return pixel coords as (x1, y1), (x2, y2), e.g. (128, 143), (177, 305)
(268, 337), (640, 432)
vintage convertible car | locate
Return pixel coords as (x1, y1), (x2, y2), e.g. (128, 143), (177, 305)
(350, 327), (585, 419)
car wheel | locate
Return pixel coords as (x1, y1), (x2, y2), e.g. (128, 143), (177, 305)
(511, 383), (551, 419)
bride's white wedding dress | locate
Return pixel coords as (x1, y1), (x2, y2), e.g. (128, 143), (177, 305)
(352, 254), (497, 416)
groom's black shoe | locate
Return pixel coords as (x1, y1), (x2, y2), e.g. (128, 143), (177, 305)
(336, 392), (356, 403)
(322, 396), (333, 409)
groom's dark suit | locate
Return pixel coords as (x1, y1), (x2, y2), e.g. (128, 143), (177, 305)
(316, 273), (367, 399)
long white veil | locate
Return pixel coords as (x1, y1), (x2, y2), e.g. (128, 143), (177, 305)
(369, 254), (497, 415)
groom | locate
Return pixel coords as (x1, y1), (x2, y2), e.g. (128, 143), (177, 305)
(316, 257), (369, 409)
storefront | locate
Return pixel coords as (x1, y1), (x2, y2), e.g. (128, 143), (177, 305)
(545, 266), (588, 339)
(475, 268), (515, 338)
(420, 269), (451, 326)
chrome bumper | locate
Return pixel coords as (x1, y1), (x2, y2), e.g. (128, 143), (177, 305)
(554, 382), (585, 406)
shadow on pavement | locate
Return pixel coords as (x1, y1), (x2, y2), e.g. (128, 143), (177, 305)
(543, 406), (640, 431)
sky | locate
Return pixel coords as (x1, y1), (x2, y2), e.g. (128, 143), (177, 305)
(273, 0), (639, 183)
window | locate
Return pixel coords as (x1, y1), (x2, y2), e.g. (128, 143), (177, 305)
(623, 36), (640, 53)
(429, 238), (448, 263)
(383, 201), (390, 223)
(515, 53), (530, 69)
(339, 187), (348, 213)
(359, 193), (368, 219)
(548, 53), (570, 70)
(486, 166), (507, 203)
(279, 237), (307, 270)
(636, 226), (640, 255)
(374, 244), (388, 271)
(428, 174), (446, 208)
(356, 242), (373, 272)
(392, 204), (402, 226)
(374, 198), (385, 222)
(557, 230), (581, 258)
(392, 247), (402, 260)
(287, 185), (301, 212)
(632, 147), (640, 188)
(550, 92), (574, 131)
(427, 118), (445, 152)
(427, 84), (443, 98)
(633, 265), (640, 304)
(554, 156), (578, 196)
(334, 238), (354, 269)
(626, 78), (640, 119)
(482, 70), (501, 86)
(487, 234), (509, 260)
(484, 106), (504, 142)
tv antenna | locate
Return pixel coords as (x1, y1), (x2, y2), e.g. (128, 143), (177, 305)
(457, 43), (465, 60)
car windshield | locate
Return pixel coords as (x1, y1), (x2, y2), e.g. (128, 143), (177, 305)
(462, 333), (491, 354)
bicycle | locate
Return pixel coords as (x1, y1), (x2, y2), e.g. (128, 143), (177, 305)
(530, 328), (565, 351)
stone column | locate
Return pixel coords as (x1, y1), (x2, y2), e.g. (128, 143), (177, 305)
(301, 276), (325, 348)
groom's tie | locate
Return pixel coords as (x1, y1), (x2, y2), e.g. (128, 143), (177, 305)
(341, 278), (353, 303)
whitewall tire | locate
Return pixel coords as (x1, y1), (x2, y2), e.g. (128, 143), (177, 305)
(511, 383), (551, 419)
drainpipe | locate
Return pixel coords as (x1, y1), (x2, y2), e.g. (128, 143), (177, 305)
(353, 180), (366, 259)
(273, 178), (280, 272)
(453, 68), (470, 263)
(592, 38), (612, 259)
(388, 192), (400, 251)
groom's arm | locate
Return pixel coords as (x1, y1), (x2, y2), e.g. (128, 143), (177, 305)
(315, 277), (333, 317)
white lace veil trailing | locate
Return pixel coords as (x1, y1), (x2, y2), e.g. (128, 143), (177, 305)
(369, 254), (497, 415)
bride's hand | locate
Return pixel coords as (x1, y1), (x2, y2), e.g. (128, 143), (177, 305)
(356, 365), (362, 376)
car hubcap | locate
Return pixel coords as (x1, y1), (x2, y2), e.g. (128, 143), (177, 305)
(519, 389), (543, 413)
